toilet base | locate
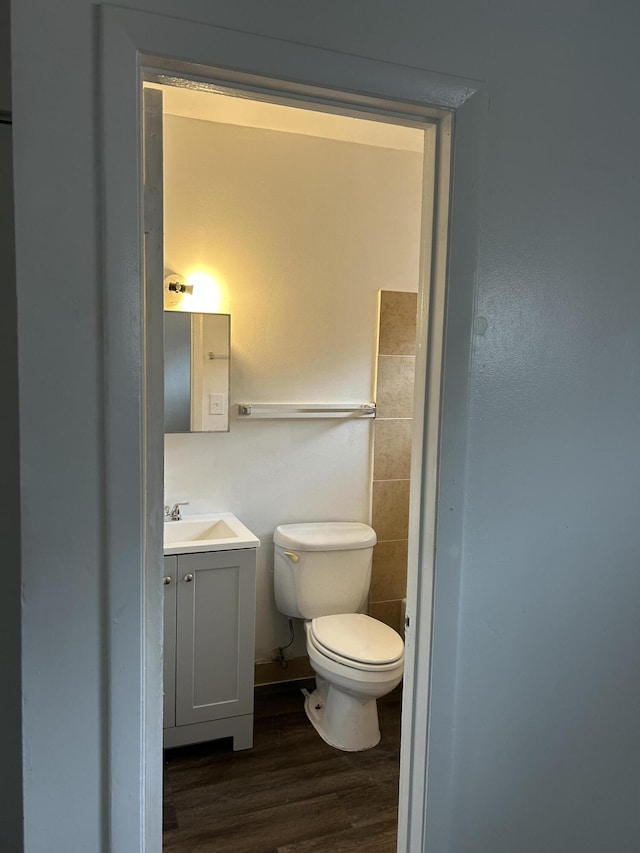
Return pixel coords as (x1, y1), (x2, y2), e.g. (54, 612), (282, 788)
(302, 686), (381, 752)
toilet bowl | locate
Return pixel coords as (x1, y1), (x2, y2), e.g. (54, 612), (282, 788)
(303, 615), (404, 751)
(273, 521), (404, 751)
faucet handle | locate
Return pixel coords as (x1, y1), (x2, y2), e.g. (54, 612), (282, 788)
(169, 501), (189, 521)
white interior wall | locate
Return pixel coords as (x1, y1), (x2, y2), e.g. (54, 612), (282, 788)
(162, 114), (423, 660)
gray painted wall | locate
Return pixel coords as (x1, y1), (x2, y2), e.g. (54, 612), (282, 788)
(10, 1), (640, 851)
(0, 117), (23, 853)
(0, 0), (10, 114)
(1, 1), (23, 848)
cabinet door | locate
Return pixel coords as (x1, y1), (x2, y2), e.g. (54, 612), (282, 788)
(175, 549), (256, 727)
(163, 555), (177, 729)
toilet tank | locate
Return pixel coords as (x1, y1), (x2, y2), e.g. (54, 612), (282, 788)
(273, 522), (377, 619)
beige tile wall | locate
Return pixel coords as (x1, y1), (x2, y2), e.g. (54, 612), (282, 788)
(370, 291), (417, 635)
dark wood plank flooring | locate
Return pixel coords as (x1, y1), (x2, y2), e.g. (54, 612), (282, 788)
(163, 679), (401, 852)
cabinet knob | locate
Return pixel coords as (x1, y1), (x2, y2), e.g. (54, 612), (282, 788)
(183, 573), (194, 582)
(163, 576), (172, 585)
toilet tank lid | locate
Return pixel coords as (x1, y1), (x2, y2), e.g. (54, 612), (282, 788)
(274, 522), (376, 551)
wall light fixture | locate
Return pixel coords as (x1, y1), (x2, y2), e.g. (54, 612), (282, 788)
(163, 273), (192, 309)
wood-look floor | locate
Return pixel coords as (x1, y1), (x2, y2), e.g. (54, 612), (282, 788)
(163, 678), (401, 852)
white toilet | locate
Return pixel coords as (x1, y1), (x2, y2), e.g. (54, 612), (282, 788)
(273, 521), (404, 751)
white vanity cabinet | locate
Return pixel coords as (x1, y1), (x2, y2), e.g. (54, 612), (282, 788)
(163, 547), (257, 750)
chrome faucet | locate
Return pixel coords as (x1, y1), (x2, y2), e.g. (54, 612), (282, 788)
(164, 502), (189, 521)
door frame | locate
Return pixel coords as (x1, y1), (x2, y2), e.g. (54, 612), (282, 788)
(101, 6), (485, 850)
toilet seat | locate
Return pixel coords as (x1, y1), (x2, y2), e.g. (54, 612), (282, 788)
(309, 614), (404, 672)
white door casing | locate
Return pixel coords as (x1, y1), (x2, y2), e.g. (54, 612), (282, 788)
(101, 6), (485, 850)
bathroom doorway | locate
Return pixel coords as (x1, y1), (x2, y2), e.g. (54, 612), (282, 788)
(145, 70), (448, 851)
(99, 12), (486, 849)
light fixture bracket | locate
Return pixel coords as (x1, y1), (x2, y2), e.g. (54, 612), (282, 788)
(163, 273), (192, 309)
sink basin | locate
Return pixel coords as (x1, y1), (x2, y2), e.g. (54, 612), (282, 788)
(163, 512), (260, 555)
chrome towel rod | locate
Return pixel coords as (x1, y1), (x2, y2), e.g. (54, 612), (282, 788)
(237, 403), (376, 419)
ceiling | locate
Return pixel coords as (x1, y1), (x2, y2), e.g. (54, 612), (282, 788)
(145, 80), (425, 153)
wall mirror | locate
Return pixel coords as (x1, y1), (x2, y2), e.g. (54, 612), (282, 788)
(164, 311), (230, 433)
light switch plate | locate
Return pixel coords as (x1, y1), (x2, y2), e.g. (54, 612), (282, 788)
(209, 393), (225, 415)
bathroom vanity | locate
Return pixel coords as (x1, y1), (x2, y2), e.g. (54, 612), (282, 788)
(163, 513), (259, 751)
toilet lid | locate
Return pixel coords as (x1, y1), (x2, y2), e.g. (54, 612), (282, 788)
(310, 613), (404, 666)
